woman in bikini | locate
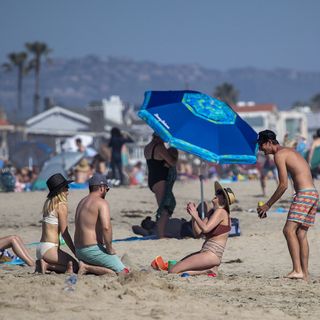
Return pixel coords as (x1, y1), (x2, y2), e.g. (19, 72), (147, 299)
(169, 181), (236, 275)
(144, 134), (178, 238)
(36, 173), (78, 273)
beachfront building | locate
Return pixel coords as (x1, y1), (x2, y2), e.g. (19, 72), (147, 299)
(24, 106), (92, 153)
(290, 106), (320, 142)
(233, 101), (308, 143)
(0, 109), (14, 162)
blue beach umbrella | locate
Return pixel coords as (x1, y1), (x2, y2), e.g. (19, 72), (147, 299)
(138, 90), (258, 216)
(138, 90), (257, 164)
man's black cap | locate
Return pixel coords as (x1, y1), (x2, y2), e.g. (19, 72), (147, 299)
(257, 130), (277, 144)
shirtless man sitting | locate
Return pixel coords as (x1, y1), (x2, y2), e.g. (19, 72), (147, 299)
(257, 130), (319, 281)
(74, 173), (128, 275)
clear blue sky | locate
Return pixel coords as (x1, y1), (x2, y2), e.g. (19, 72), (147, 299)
(1, 0), (320, 71)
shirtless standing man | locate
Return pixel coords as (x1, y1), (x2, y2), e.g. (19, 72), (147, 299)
(74, 173), (128, 275)
(257, 130), (319, 281)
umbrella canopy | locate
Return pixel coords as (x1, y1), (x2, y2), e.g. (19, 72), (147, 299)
(37, 152), (84, 181)
(10, 141), (52, 169)
(138, 90), (258, 164)
(33, 151), (84, 191)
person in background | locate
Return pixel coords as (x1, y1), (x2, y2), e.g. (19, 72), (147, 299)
(129, 161), (145, 186)
(75, 138), (86, 153)
(74, 158), (91, 183)
(296, 136), (307, 157)
(108, 127), (133, 185)
(307, 129), (320, 179)
(259, 154), (278, 197)
(91, 153), (108, 175)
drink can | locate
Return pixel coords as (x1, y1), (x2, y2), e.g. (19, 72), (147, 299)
(168, 260), (177, 271)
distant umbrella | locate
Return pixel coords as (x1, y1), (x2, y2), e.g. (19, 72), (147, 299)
(33, 151), (84, 190)
(10, 141), (52, 169)
(38, 151), (84, 180)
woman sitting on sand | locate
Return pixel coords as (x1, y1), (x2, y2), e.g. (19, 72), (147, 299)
(169, 181), (235, 275)
(0, 235), (34, 266)
(36, 173), (78, 273)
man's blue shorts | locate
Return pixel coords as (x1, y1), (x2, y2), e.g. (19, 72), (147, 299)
(76, 244), (125, 273)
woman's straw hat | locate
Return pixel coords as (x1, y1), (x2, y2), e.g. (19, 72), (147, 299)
(196, 182), (236, 216)
(214, 181), (236, 213)
(46, 173), (73, 198)
(75, 158), (90, 172)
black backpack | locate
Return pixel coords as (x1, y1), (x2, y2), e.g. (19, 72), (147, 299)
(0, 171), (16, 192)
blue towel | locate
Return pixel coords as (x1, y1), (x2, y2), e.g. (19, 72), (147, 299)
(112, 235), (158, 243)
(26, 235), (158, 247)
(2, 257), (26, 265)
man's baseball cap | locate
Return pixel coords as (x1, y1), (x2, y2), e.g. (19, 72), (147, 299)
(88, 173), (109, 187)
(257, 130), (277, 145)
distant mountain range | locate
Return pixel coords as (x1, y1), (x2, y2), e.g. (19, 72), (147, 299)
(1, 55), (320, 120)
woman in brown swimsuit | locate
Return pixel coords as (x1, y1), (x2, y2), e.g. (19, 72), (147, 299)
(169, 181), (236, 275)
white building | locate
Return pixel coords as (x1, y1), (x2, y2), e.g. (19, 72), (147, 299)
(101, 96), (124, 125)
(233, 102), (308, 143)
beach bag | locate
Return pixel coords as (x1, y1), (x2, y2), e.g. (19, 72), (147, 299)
(0, 171), (16, 192)
(0, 249), (14, 263)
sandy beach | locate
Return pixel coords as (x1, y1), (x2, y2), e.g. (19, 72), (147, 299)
(1, 179), (320, 320)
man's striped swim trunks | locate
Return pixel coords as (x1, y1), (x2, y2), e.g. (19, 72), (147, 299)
(287, 189), (319, 227)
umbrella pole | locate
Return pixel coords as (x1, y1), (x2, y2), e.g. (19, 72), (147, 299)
(199, 173), (205, 219)
(199, 159), (207, 219)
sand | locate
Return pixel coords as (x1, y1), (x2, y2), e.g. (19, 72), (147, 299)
(1, 179), (320, 320)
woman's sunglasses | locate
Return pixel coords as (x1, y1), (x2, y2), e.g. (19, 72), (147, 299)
(215, 189), (224, 196)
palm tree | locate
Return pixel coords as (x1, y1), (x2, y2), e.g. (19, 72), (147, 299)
(213, 82), (239, 106)
(25, 42), (51, 115)
(310, 93), (320, 112)
(1, 52), (28, 111)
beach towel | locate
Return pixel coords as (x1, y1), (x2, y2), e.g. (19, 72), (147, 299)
(112, 235), (158, 243)
(0, 249), (25, 266)
(2, 257), (26, 265)
(26, 235), (158, 248)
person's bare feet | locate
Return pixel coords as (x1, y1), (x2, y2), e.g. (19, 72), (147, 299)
(284, 271), (304, 279)
(34, 260), (42, 273)
(78, 261), (87, 276)
(208, 266), (219, 276)
(66, 261), (73, 274)
(40, 259), (49, 274)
